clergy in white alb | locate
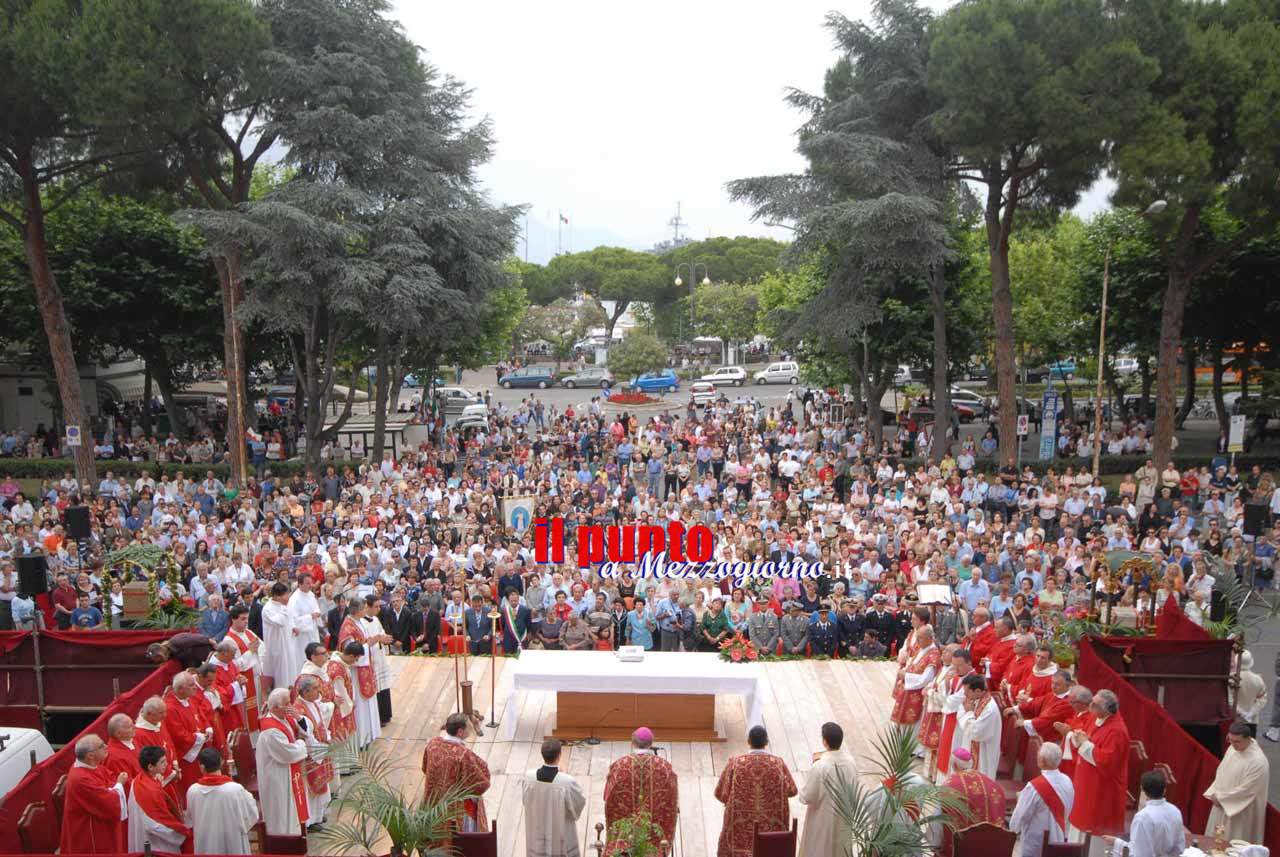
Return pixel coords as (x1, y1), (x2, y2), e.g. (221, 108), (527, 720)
(1009, 743), (1075, 857)
(1104, 770), (1184, 857)
(186, 747), (260, 855)
(255, 688), (311, 836)
(262, 582), (303, 690)
(339, 601), (383, 748)
(522, 738), (587, 857)
(128, 745), (190, 853)
(288, 575), (323, 655)
(798, 722), (859, 857)
(1204, 721), (1270, 844)
(955, 674), (1002, 780)
(359, 598), (395, 724)
(293, 674), (336, 826)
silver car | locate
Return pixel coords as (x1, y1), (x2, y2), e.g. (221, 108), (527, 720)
(560, 366), (614, 389)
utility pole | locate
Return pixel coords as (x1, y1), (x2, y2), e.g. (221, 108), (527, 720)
(668, 202), (687, 245)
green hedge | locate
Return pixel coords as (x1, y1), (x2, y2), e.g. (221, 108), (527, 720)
(0, 458), (308, 480)
(891, 453), (1280, 476)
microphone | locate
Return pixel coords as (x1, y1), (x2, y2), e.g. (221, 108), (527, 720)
(586, 707), (620, 746)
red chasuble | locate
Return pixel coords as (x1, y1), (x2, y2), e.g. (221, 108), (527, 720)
(1019, 693), (1076, 744)
(421, 736), (491, 839)
(966, 623), (997, 670)
(604, 753), (679, 849)
(225, 628), (262, 731)
(105, 739), (143, 781)
(713, 752), (797, 857)
(131, 771), (192, 851)
(891, 645), (942, 725)
(1058, 709), (1092, 778)
(165, 695), (211, 801)
(987, 635), (1018, 685)
(192, 688), (227, 756)
(920, 667), (952, 752)
(59, 764), (125, 854)
(291, 697), (335, 795)
(943, 769), (1008, 826)
(324, 658), (357, 741)
(210, 658), (245, 732)
(339, 616), (378, 699)
(1068, 714), (1130, 835)
(134, 718), (184, 806)
(1003, 653), (1035, 701)
(260, 715), (310, 826)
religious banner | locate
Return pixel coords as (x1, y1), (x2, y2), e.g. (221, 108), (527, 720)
(502, 494), (536, 534)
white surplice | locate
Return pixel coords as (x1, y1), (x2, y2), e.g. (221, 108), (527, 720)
(294, 695), (336, 824)
(255, 722), (309, 835)
(521, 767), (587, 857)
(261, 600), (302, 688)
(1009, 770), (1074, 857)
(349, 654), (381, 749)
(1204, 739), (1269, 843)
(287, 588), (322, 656)
(797, 749), (858, 857)
(360, 614), (393, 690)
(185, 779), (259, 854)
(956, 695), (1002, 780)
(1107, 798), (1184, 857)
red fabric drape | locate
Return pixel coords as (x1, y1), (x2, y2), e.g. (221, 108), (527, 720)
(0, 632), (32, 657)
(1088, 637), (1233, 723)
(1155, 597), (1211, 641)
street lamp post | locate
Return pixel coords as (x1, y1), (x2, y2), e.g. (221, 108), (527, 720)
(674, 263), (711, 338)
(1092, 199), (1167, 477)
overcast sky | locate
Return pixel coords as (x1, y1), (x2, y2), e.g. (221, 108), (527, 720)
(392, 1), (1112, 264)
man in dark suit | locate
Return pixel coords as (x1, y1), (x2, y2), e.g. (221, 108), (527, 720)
(499, 588), (532, 653)
(862, 593), (896, 647)
(325, 593), (348, 650)
(415, 596), (441, 654)
(497, 564), (524, 599)
(809, 602), (838, 657)
(381, 592), (416, 653)
(465, 594), (493, 655)
(835, 598), (864, 658)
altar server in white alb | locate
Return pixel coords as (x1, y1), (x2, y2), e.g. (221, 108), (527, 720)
(522, 738), (587, 857)
(287, 575), (323, 660)
(1008, 743), (1075, 857)
(256, 688), (311, 835)
(262, 582), (303, 692)
(186, 747), (259, 855)
(955, 673), (1002, 779)
(1204, 720), (1270, 844)
(1104, 770), (1184, 857)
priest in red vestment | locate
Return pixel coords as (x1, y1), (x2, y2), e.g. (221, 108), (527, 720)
(194, 664), (229, 757)
(1011, 669), (1076, 744)
(225, 605), (263, 732)
(713, 726), (797, 857)
(127, 745), (191, 852)
(921, 644), (960, 775)
(134, 695), (184, 805)
(166, 671), (214, 803)
(422, 713), (491, 839)
(964, 608), (996, 674)
(985, 616), (1019, 686)
(1017, 644), (1059, 703)
(1000, 635), (1036, 704)
(1066, 689), (1130, 836)
(935, 648), (974, 781)
(891, 626), (942, 738)
(943, 746), (1007, 827)
(604, 727), (679, 849)
(209, 639), (250, 733)
(105, 712), (144, 781)
(326, 649), (358, 745)
(60, 735), (128, 854)
(1052, 686), (1095, 778)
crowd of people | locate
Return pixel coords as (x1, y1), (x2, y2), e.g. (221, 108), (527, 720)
(5, 387), (1278, 855)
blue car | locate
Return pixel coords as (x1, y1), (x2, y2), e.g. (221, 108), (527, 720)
(629, 370), (679, 393)
(499, 366), (556, 389)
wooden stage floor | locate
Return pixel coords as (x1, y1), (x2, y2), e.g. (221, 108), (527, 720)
(338, 654), (898, 857)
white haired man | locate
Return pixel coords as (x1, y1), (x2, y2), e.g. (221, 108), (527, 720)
(1008, 742), (1075, 857)
(165, 670), (214, 802)
(59, 734), (128, 854)
(255, 687), (311, 835)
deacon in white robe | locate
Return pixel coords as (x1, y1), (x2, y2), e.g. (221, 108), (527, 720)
(186, 749), (259, 854)
(287, 577), (323, 656)
(1009, 743), (1075, 857)
(360, 608), (394, 723)
(1204, 724), (1269, 844)
(798, 724), (859, 857)
(255, 689), (310, 836)
(261, 584), (303, 690)
(344, 640), (382, 748)
(521, 740), (587, 857)
(293, 674), (335, 825)
(955, 675), (1002, 780)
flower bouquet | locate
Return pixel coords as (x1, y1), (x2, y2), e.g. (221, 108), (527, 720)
(719, 632), (761, 663)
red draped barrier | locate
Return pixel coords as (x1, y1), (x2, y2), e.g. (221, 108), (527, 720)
(1155, 597), (1212, 641)
(1077, 637), (1280, 852)
(0, 659), (182, 854)
(1087, 636), (1233, 723)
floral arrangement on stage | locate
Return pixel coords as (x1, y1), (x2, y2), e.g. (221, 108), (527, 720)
(718, 632), (761, 663)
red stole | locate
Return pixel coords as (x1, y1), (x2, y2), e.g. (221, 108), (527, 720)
(935, 669), (971, 777)
(132, 772), (191, 846)
(969, 693), (995, 771)
(1030, 775), (1067, 836)
(225, 628), (261, 731)
(324, 658), (357, 741)
(294, 698), (335, 795)
(339, 616), (378, 699)
(260, 715), (311, 825)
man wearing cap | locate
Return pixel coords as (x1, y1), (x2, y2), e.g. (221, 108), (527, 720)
(863, 594), (895, 648)
(809, 602), (838, 657)
(780, 601), (810, 656)
(835, 598), (864, 658)
(942, 746), (1007, 829)
(603, 728), (678, 851)
(746, 595), (779, 656)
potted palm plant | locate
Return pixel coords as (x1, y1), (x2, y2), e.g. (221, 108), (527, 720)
(311, 748), (477, 857)
(827, 725), (972, 857)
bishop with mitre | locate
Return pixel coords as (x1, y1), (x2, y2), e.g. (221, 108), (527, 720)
(604, 727), (678, 850)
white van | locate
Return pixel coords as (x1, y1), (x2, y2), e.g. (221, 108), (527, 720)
(753, 361), (800, 385)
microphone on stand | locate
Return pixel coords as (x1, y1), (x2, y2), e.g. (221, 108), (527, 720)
(586, 707), (620, 746)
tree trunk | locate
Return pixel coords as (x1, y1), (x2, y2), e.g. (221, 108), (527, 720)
(371, 334), (391, 462)
(18, 157), (96, 486)
(984, 182), (1018, 465)
(1239, 342), (1252, 401)
(1152, 268), (1193, 471)
(1211, 341), (1229, 438)
(213, 249), (249, 488)
(146, 352), (188, 440)
(1138, 356), (1153, 420)
(928, 264), (950, 464)
(141, 365), (153, 436)
(1176, 340), (1196, 430)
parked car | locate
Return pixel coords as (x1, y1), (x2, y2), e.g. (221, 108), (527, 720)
(893, 364), (913, 385)
(700, 366), (748, 386)
(561, 366), (614, 389)
(1026, 360), (1076, 382)
(963, 363), (990, 381)
(753, 361), (800, 385)
(499, 366), (556, 389)
(910, 402), (976, 424)
(948, 386), (988, 418)
(1114, 357), (1139, 376)
(452, 402), (490, 430)
(690, 381), (718, 405)
(630, 370), (680, 393)
(435, 386), (483, 413)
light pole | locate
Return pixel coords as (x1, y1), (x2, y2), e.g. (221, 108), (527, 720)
(674, 263), (711, 339)
(1092, 199), (1167, 476)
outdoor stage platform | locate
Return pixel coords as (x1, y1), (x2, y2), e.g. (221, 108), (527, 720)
(357, 654), (898, 857)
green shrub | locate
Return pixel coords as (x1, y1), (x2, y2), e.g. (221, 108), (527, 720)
(0, 458), (308, 481)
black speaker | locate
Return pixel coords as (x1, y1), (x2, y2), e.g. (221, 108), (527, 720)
(17, 555), (48, 595)
(1243, 504), (1269, 538)
(64, 505), (91, 541)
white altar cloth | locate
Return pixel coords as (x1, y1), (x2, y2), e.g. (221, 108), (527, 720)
(498, 650), (764, 740)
